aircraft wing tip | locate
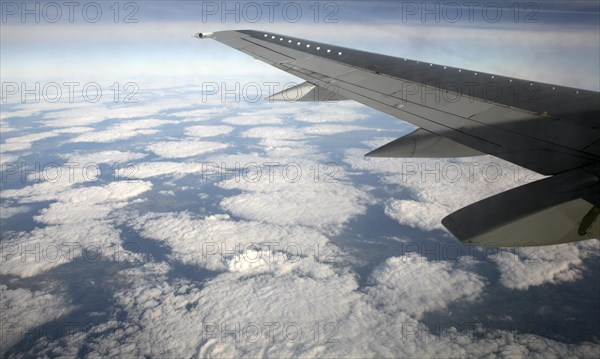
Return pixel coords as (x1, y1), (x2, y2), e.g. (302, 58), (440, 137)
(192, 32), (214, 39)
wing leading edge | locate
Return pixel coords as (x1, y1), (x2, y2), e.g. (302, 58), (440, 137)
(195, 30), (600, 247)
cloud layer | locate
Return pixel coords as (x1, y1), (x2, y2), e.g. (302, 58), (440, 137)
(1, 71), (598, 358)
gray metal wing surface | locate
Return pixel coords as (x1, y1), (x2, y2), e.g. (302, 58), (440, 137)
(195, 30), (600, 247)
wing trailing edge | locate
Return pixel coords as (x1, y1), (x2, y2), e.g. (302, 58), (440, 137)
(267, 81), (348, 102)
(365, 128), (484, 158)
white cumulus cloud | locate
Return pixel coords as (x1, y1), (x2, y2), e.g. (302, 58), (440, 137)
(367, 254), (486, 319)
(1, 131), (61, 152)
(218, 163), (374, 235)
(130, 211), (332, 272)
(61, 150), (147, 165)
(70, 119), (174, 143)
(1, 284), (76, 350)
(1, 170), (152, 277)
(184, 125), (234, 138)
(490, 240), (600, 290)
(145, 140), (229, 158)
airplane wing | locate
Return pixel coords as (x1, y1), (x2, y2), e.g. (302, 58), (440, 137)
(194, 30), (600, 247)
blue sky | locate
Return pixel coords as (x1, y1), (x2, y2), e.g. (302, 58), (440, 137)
(1, 1), (599, 90)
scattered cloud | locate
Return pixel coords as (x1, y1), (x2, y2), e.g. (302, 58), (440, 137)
(1, 221), (124, 277)
(2, 131), (61, 152)
(384, 199), (449, 232)
(1, 284), (76, 350)
(1, 126), (96, 153)
(1, 168), (151, 277)
(21, 253), (598, 357)
(70, 119), (174, 143)
(367, 254), (486, 319)
(61, 150), (147, 165)
(0, 204), (30, 219)
(344, 144), (597, 291)
(344, 146), (544, 233)
(222, 114), (284, 126)
(184, 125), (234, 138)
(241, 126), (307, 141)
(0, 120), (17, 133)
(491, 240), (600, 290)
(292, 103), (370, 123)
(41, 98), (196, 128)
(2, 164), (97, 203)
(130, 211), (331, 272)
(304, 124), (376, 135)
(1, 102), (89, 121)
(40, 106), (125, 128)
(0, 153), (19, 164)
(171, 107), (229, 120)
(33, 181), (152, 225)
(53, 126), (94, 134)
(218, 163), (374, 235)
(115, 161), (207, 179)
(145, 140), (229, 159)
